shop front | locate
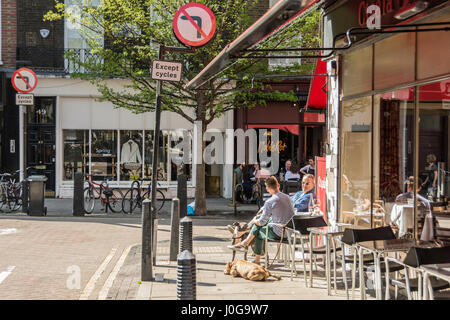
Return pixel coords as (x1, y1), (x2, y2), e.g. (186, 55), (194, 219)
(32, 78), (232, 198)
(322, 0), (450, 238)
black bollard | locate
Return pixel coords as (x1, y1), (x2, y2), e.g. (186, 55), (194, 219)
(177, 250), (196, 300)
(177, 174), (187, 218)
(73, 172), (85, 216)
(170, 197), (180, 262)
(152, 205), (158, 266)
(179, 216), (193, 254)
(141, 199), (153, 281)
(21, 179), (29, 214)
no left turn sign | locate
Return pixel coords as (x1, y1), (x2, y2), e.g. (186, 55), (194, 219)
(173, 2), (216, 47)
(12, 68), (38, 94)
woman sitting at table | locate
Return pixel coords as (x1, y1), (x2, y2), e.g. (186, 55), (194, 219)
(342, 174), (371, 212)
(396, 176), (431, 218)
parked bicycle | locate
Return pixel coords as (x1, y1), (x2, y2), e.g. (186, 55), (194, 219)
(0, 167), (33, 212)
(83, 174), (124, 214)
(122, 180), (166, 214)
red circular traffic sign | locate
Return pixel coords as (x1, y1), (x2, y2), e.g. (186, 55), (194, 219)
(173, 3), (216, 47)
(12, 68), (38, 93)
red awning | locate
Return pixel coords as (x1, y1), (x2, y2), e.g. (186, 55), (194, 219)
(305, 58), (327, 109)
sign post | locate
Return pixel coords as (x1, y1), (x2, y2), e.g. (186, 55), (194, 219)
(142, 3), (215, 280)
(12, 68), (38, 183)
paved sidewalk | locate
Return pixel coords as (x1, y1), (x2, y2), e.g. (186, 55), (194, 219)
(104, 219), (355, 300)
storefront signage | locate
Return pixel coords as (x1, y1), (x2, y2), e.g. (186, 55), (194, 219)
(16, 93), (34, 105)
(303, 112), (325, 123)
(323, 0), (447, 46)
(11, 68), (38, 94)
(173, 2), (216, 47)
(151, 60), (183, 82)
(316, 156), (327, 221)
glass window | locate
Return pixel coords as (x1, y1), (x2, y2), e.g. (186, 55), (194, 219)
(63, 130), (89, 181)
(91, 130), (117, 181)
(374, 89), (415, 233)
(340, 96), (372, 227)
(170, 129), (192, 181)
(144, 130), (168, 182)
(418, 80), (450, 203)
(119, 130), (143, 181)
(27, 98), (55, 124)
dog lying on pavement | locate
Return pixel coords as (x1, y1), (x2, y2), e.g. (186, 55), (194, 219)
(224, 260), (281, 281)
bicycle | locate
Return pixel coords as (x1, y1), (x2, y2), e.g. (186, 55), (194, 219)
(83, 174), (124, 214)
(0, 167), (32, 212)
(122, 180), (166, 214)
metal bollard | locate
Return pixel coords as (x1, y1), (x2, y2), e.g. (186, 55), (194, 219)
(177, 250), (196, 300)
(141, 199), (153, 281)
(72, 172), (84, 216)
(170, 197), (180, 262)
(21, 179), (29, 214)
(152, 205), (158, 266)
(177, 174), (187, 218)
(179, 216), (193, 254)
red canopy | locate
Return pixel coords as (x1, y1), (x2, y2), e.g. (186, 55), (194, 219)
(247, 124), (299, 135)
(305, 58), (327, 109)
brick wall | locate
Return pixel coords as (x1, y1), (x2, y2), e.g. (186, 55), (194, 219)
(2, 0), (17, 68)
(17, 0), (64, 67)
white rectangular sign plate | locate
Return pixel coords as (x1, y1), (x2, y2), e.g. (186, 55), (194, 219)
(151, 60), (183, 82)
(16, 93), (34, 105)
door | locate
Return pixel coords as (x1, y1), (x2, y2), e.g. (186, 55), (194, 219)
(26, 97), (56, 197)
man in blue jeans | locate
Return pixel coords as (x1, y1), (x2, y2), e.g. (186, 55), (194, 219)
(227, 176), (295, 265)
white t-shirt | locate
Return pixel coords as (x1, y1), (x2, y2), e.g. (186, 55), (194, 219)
(285, 171), (300, 181)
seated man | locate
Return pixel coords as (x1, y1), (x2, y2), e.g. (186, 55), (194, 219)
(396, 176), (431, 218)
(227, 176), (295, 265)
(291, 174), (316, 212)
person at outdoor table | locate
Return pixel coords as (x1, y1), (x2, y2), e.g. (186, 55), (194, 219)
(249, 163), (259, 182)
(255, 161), (271, 180)
(285, 162), (301, 181)
(291, 174), (316, 212)
(227, 176), (295, 265)
(280, 159), (292, 181)
(300, 157), (315, 177)
(396, 176), (431, 216)
(234, 162), (245, 185)
(242, 165), (254, 200)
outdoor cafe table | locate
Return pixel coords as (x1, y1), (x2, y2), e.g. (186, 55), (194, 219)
(307, 224), (351, 295)
(357, 239), (434, 300)
(422, 263), (450, 300)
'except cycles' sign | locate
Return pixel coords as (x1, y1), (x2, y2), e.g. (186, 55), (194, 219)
(151, 60), (183, 82)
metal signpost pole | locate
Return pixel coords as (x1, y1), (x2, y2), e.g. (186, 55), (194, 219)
(150, 44), (165, 266)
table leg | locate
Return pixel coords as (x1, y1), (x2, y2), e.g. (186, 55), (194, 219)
(374, 253), (382, 300)
(309, 233), (313, 288)
(332, 237), (337, 294)
(326, 236), (331, 296)
(359, 248), (366, 300)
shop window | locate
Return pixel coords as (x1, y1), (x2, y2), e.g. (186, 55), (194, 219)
(91, 130), (117, 180)
(63, 130), (89, 181)
(339, 96), (372, 227)
(119, 130), (143, 181)
(144, 130), (168, 182)
(170, 129), (192, 181)
(418, 80), (450, 205)
(342, 45), (372, 97)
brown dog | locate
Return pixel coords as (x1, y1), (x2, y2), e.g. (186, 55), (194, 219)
(224, 260), (281, 281)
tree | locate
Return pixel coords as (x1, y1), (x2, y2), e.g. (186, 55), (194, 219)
(45, 0), (320, 215)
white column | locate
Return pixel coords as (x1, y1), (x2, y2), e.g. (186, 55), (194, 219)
(222, 111), (234, 199)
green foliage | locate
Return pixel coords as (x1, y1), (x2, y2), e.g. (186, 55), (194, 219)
(44, 0), (321, 124)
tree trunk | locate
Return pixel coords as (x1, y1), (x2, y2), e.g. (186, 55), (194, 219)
(194, 119), (208, 216)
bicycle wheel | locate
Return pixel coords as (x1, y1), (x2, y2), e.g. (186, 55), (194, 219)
(156, 189), (165, 212)
(122, 188), (139, 214)
(11, 184), (22, 211)
(83, 187), (95, 214)
(108, 188), (124, 213)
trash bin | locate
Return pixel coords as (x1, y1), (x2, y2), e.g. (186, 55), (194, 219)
(26, 175), (48, 216)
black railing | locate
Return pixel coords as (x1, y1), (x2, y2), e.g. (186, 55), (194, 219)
(16, 47), (103, 75)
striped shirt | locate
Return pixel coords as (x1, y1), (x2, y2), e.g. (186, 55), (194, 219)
(257, 192), (295, 237)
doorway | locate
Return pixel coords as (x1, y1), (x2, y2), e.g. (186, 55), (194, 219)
(26, 97), (56, 197)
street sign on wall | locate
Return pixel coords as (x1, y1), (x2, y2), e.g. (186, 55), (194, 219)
(173, 2), (216, 47)
(12, 68), (38, 94)
(151, 60), (183, 82)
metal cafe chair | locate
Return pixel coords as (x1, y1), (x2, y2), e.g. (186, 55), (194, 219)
(282, 180), (301, 196)
(290, 216), (337, 287)
(434, 212), (450, 246)
(264, 218), (297, 280)
(384, 246), (450, 300)
(336, 226), (402, 300)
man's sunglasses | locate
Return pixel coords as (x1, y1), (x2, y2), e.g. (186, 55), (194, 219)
(302, 182), (312, 185)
